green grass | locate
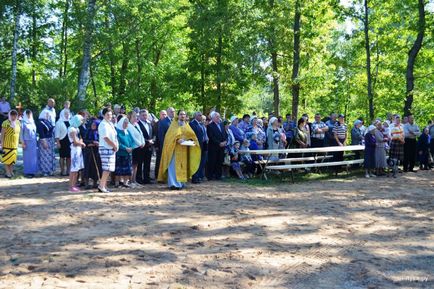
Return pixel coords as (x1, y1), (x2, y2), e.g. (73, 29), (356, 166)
(223, 168), (366, 187)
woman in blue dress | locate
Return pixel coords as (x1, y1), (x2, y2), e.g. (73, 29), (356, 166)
(20, 109), (38, 178)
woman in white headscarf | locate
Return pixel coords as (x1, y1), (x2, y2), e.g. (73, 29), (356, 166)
(0, 110), (20, 178)
(55, 108), (71, 175)
(266, 117), (283, 161)
(20, 109), (38, 177)
(114, 115), (135, 188)
(37, 109), (56, 176)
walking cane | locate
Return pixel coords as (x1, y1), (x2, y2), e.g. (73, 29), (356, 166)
(91, 146), (101, 182)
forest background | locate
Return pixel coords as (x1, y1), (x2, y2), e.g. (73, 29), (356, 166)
(0, 0), (433, 124)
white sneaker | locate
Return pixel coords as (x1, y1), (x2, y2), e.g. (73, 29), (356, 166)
(365, 174), (370, 178)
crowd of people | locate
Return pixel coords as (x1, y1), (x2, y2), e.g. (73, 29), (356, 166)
(0, 96), (433, 192)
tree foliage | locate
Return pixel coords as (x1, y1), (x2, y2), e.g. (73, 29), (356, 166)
(0, 0), (432, 124)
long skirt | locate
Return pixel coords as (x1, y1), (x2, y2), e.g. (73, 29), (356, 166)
(375, 147), (387, 168)
(83, 146), (102, 181)
(1, 147), (17, 165)
(115, 154), (132, 176)
(23, 139), (38, 175)
(364, 148), (376, 169)
(70, 145), (84, 172)
(99, 147), (116, 172)
(39, 137), (56, 175)
(168, 155), (183, 188)
(389, 140), (404, 161)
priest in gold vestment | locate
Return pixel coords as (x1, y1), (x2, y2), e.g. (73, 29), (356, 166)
(158, 110), (201, 189)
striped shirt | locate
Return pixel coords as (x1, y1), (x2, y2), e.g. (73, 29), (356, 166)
(311, 121), (327, 139)
(333, 123), (347, 140)
(390, 124), (404, 141)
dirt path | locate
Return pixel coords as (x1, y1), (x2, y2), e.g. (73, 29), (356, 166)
(0, 171), (433, 289)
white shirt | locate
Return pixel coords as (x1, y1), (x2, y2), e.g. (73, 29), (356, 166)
(0, 101), (11, 113)
(54, 120), (68, 140)
(98, 119), (118, 149)
(140, 119), (152, 137)
(45, 106), (56, 126)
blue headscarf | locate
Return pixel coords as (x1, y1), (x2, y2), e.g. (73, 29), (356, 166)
(69, 115), (83, 128)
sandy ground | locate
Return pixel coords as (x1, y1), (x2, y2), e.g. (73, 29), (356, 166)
(0, 170), (433, 289)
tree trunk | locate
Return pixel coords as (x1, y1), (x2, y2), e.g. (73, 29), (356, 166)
(268, 0), (279, 116)
(31, 6), (37, 88)
(291, 0), (301, 120)
(364, 0), (374, 121)
(77, 0), (96, 103)
(201, 52), (206, 112)
(216, 34), (223, 112)
(149, 45), (162, 112)
(271, 51), (279, 115)
(59, 0), (69, 77)
(404, 0), (425, 116)
(135, 39), (142, 95)
(118, 42), (130, 98)
(9, 1), (20, 103)
(90, 63), (97, 100)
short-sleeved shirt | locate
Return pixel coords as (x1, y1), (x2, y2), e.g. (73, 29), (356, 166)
(333, 123), (347, 140)
(98, 119), (118, 149)
(311, 121), (327, 139)
(0, 102), (11, 114)
(390, 124), (404, 141)
(2, 120), (20, 149)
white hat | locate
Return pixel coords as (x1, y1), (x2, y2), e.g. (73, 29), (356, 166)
(368, 125), (376, 132)
(269, 117), (277, 125)
(230, 116), (238, 123)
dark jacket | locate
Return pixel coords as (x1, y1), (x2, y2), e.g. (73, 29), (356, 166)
(138, 120), (154, 150)
(157, 117), (171, 150)
(190, 119), (208, 151)
(207, 121), (227, 149)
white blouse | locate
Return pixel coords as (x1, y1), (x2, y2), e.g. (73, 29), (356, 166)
(98, 119), (118, 149)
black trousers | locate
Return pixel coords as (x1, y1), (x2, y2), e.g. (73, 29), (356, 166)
(155, 148), (162, 180)
(207, 145), (224, 180)
(311, 138), (325, 148)
(403, 138), (417, 171)
(137, 147), (153, 183)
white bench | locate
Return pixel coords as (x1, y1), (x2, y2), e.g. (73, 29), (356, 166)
(266, 159), (365, 182)
(239, 145), (365, 180)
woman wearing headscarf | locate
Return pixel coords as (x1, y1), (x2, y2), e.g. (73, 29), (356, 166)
(37, 109), (56, 176)
(364, 125), (377, 178)
(55, 108), (71, 176)
(248, 117), (266, 150)
(20, 109), (38, 178)
(114, 115), (135, 188)
(266, 117), (283, 161)
(0, 110), (20, 178)
(374, 120), (388, 175)
(158, 110), (200, 190)
(68, 115), (85, 192)
(83, 119), (102, 189)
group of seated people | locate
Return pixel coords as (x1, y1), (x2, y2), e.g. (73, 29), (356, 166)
(1, 97), (433, 191)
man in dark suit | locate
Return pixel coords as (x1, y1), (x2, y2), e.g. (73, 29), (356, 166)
(137, 109), (155, 184)
(190, 111), (208, 183)
(156, 107), (175, 180)
(153, 110), (167, 179)
(207, 112), (227, 180)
